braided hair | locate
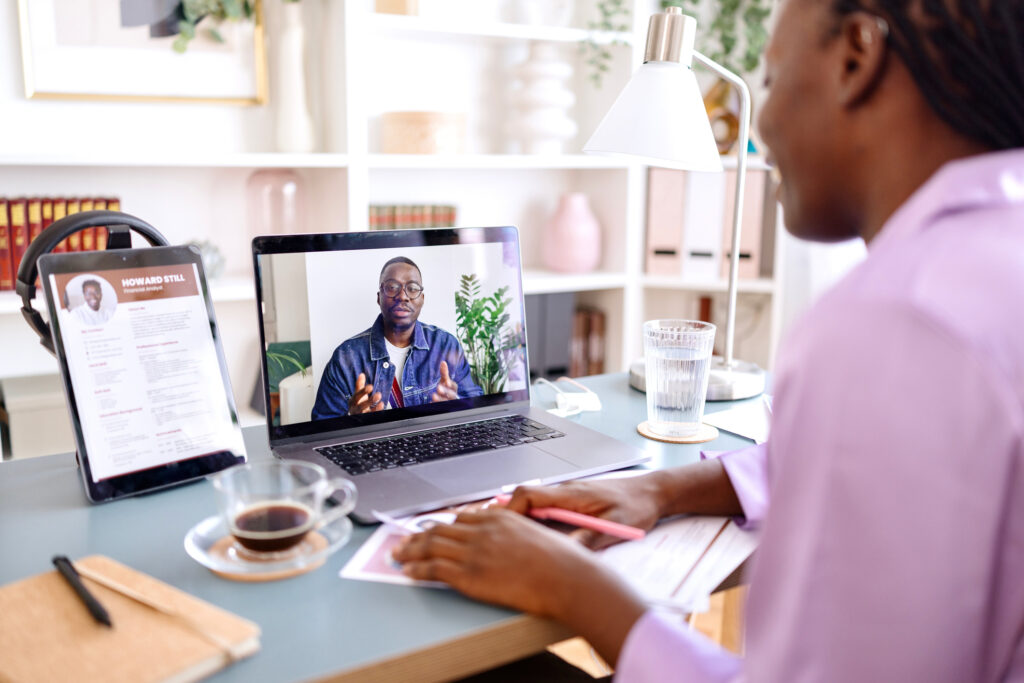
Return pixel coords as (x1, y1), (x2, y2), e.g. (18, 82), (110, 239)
(831, 0), (1024, 149)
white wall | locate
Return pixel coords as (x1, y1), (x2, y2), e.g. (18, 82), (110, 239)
(302, 241), (526, 392)
(780, 236), (867, 339)
(267, 253), (311, 342)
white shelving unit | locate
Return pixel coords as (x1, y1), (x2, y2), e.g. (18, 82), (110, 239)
(0, 0), (785, 454)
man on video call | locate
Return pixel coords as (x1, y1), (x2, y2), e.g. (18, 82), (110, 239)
(311, 256), (483, 419)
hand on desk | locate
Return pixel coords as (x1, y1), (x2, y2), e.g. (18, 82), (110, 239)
(393, 507), (600, 618)
(393, 462), (744, 666)
(392, 484), (657, 666)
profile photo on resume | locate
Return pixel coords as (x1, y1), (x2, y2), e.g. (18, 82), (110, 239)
(64, 274), (117, 326)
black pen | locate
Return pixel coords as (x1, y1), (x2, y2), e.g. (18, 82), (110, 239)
(52, 555), (113, 627)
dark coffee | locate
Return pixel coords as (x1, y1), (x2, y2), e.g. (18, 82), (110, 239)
(231, 502), (313, 553)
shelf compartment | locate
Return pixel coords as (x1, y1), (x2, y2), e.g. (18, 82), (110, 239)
(366, 154), (634, 170)
(0, 153), (350, 169)
(368, 13), (633, 45)
(643, 276), (776, 294)
(522, 270), (627, 295)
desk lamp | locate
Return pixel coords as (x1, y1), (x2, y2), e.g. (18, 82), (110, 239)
(584, 6), (766, 400)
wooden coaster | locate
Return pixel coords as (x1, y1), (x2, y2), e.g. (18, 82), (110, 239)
(207, 532), (328, 582)
(637, 421), (719, 444)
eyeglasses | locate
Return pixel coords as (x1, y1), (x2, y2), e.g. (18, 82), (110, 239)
(380, 280), (424, 299)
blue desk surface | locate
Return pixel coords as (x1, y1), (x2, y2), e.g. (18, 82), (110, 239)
(0, 374), (760, 682)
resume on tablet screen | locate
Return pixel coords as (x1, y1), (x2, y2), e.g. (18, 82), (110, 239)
(47, 263), (244, 483)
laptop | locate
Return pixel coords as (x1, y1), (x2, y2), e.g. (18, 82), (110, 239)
(252, 227), (649, 523)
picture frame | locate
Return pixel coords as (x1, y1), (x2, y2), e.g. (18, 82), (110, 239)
(17, 0), (268, 105)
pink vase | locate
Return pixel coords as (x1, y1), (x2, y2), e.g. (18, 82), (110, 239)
(246, 169), (305, 237)
(542, 193), (602, 273)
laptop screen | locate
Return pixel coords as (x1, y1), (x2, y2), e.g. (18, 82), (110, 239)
(253, 227), (530, 441)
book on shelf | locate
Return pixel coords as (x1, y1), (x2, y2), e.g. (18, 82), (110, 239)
(586, 308), (606, 376)
(645, 168), (773, 282)
(0, 196), (124, 289)
(93, 198), (109, 250)
(368, 204), (458, 230)
(28, 198), (43, 245)
(41, 198), (54, 232)
(569, 307), (606, 378)
(9, 199), (29, 287)
(0, 199), (12, 290)
(0, 555), (260, 683)
(80, 198), (96, 251)
(720, 169), (765, 280)
(570, 310), (587, 377)
(66, 198), (83, 252)
(0, 197), (123, 272)
(51, 197), (68, 253)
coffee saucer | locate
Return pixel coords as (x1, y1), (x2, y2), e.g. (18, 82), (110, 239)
(184, 514), (353, 582)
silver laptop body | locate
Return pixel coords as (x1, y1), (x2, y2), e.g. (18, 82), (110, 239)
(252, 227), (649, 523)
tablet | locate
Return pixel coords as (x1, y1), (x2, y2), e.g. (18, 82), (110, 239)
(39, 246), (246, 503)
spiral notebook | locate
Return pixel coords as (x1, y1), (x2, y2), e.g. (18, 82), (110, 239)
(0, 555), (260, 683)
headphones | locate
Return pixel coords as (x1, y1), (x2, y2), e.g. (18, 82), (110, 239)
(16, 210), (170, 355)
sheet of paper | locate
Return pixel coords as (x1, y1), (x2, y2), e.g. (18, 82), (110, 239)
(703, 395), (772, 444)
(598, 516), (729, 604)
(673, 521), (759, 607)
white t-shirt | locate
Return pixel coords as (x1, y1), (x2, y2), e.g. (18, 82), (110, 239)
(384, 339), (412, 405)
(71, 303), (113, 326)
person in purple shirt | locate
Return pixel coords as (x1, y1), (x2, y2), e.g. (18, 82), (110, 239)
(394, 0), (1024, 680)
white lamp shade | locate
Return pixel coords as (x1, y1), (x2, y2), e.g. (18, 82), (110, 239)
(583, 61), (722, 172)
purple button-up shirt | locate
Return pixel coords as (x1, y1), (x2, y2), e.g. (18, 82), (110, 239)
(617, 150), (1024, 682)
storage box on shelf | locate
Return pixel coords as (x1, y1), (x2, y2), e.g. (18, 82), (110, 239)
(0, 374), (75, 460)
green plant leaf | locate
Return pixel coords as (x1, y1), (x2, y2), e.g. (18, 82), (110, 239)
(454, 273), (522, 391)
(266, 349), (308, 377)
(222, 0), (244, 20)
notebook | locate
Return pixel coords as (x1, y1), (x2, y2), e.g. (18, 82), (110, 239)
(0, 555), (260, 683)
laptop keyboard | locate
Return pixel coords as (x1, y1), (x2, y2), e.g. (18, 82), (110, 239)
(315, 415), (565, 476)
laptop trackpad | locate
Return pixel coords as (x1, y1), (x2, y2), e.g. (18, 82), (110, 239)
(409, 447), (576, 493)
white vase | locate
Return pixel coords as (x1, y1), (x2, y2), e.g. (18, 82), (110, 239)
(274, 2), (316, 153)
(516, 0), (574, 26)
(542, 193), (602, 273)
(509, 42), (578, 155)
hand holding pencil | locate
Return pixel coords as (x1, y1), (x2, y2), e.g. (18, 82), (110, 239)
(501, 476), (664, 550)
(491, 494), (646, 541)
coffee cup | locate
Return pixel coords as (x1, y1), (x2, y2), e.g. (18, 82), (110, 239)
(209, 460), (357, 557)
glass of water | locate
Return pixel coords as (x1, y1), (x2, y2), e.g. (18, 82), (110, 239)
(643, 320), (716, 438)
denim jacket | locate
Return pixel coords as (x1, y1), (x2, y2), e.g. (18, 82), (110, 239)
(311, 314), (483, 421)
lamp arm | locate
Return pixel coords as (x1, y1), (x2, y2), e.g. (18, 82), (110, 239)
(692, 51), (751, 368)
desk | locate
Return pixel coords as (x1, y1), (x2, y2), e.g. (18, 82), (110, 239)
(0, 373), (759, 682)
